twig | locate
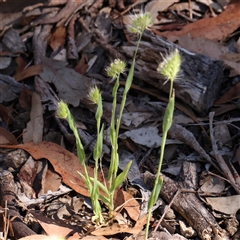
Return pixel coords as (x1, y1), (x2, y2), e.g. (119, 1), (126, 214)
(118, 0), (148, 17)
(138, 142), (156, 168)
(153, 188), (196, 232)
(153, 188), (181, 232)
(209, 111), (240, 194)
(168, 123), (221, 172)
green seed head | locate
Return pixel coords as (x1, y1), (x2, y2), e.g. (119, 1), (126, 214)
(56, 100), (69, 119)
(157, 49), (181, 82)
(127, 11), (153, 35)
(106, 59), (126, 79)
(88, 86), (101, 104)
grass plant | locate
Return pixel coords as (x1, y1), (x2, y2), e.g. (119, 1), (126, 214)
(56, 11), (153, 225)
(56, 10), (181, 239)
(145, 49), (181, 239)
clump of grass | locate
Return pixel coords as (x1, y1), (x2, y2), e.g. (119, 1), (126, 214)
(56, 11), (153, 225)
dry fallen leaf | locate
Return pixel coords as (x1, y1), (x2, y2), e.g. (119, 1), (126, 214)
(49, 26), (66, 51)
(159, 0), (240, 41)
(114, 188), (140, 222)
(206, 195), (240, 215)
(121, 112), (152, 127)
(81, 236), (107, 240)
(199, 175), (225, 194)
(23, 92), (43, 144)
(0, 141), (139, 219)
(39, 163), (62, 195)
(119, 126), (182, 148)
(145, 0), (179, 23)
(74, 54), (88, 75)
(91, 223), (142, 236)
(0, 141), (94, 197)
(29, 211), (80, 239)
(13, 64), (43, 82)
(214, 82), (240, 104)
(40, 56), (89, 107)
(19, 86), (32, 111)
(15, 55), (28, 74)
(19, 236), (65, 240)
(0, 126), (17, 144)
(0, 103), (13, 125)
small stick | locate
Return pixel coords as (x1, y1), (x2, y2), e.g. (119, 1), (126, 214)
(153, 188), (196, 232)
(139, 142), (156, 168)
(209, 111), (240, 194)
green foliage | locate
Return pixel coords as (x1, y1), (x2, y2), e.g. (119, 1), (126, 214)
(145, 49), (181, 239)
(56, 12), (180, 238)
(56, 11), (153, 226)
(105, 59), (126, 79)
(127, 11), (153, 35)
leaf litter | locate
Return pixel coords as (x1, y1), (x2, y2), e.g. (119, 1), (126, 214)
(0, 0), (240, 239)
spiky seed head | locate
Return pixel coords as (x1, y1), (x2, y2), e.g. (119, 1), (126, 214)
(56, 100), (69, 119)
(157, 49), (181, 82)
(106, 59), (126, 79)
(88, 86), (101, 104)
(127, 11), (153, 35)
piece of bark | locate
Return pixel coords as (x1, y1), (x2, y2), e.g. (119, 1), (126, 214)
(121, 31), (224, 116)
(142, 162), (230, 240)
(0, 170), (36, 238)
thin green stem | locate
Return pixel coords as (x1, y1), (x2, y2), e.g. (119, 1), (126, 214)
(169, 78), (173, 101)
(156, 132), (167, 181)
(145, 130), (167, 239)
(108, 76), (120, 210)
(109, 33), (143, 211)
(116, 32), (143, 137)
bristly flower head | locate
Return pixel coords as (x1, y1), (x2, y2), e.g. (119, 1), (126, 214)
(157, 49), (181, 82)
(56, 100), (69, 119)
(127, 11), (153, 35)
(88, 85), (101, 104)
(106, 59), (126, 79)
